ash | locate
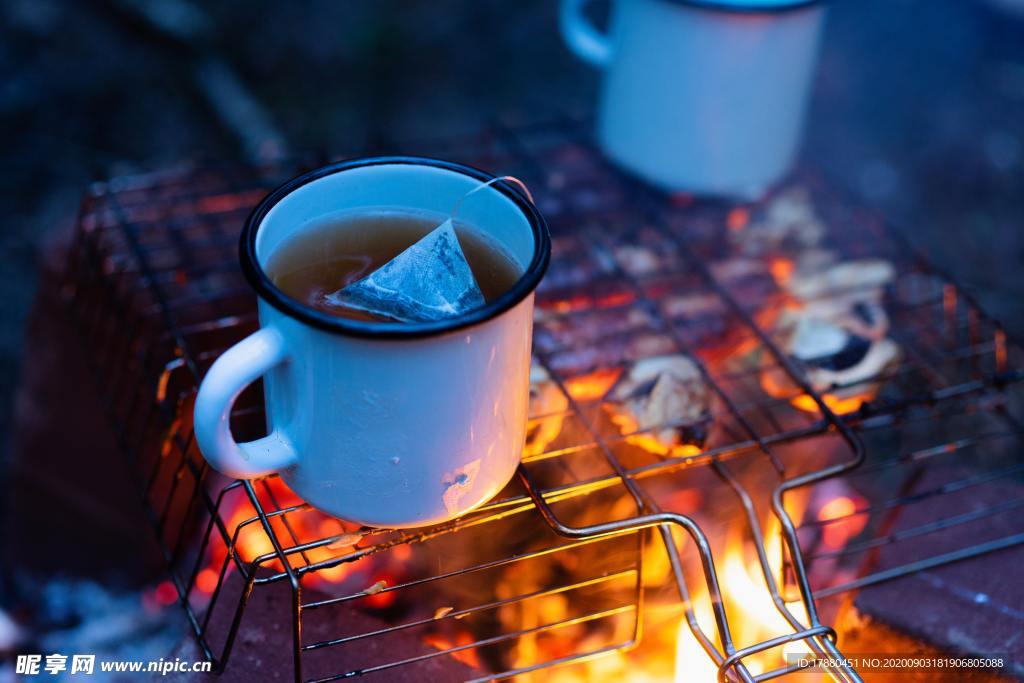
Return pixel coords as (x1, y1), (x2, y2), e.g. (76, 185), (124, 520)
(1, 577), (183, 682)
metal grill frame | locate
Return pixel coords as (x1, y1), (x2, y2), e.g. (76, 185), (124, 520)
(61, 118), (1024, 682)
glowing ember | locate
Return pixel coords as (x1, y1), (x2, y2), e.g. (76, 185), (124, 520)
(760, 347), (878, 416)
(817, 495), (868, 550)
(195, 568), (219, 594)
(188, 474), (378, 607)
(564, 368), (622, 402)
(361, 578), (396, 609)
(423, 631), (483, 669)
(727, 207), (750, 232)
(154, 580), (178, 606)
(789, 392), (870, 416)
(597, 291), (636, 308)
(768, 257), (795, 286)
(608, 408), (703, 460)
(552, 296), (593, 314)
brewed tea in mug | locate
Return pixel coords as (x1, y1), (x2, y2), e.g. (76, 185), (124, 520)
(268, 209), (522, 322)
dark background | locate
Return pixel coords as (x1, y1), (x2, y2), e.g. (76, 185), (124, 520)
(1, 0), (1023, 495)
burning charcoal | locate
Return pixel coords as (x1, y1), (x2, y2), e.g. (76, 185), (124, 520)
(326, 220), (484, 322)
(789, 316), (868, 366)
(760, 256), (901, 408)
(731, 186), (826, 257)
(536, 279), (635, 317)
(785, 260), (894, 344)
(834, 300), (889, 342)
(791, 315), (898, 386)
(606, 354), (711, 448)
(764, 308), (900, 401)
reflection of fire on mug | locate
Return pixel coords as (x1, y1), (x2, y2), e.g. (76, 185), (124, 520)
(560, 0), (826, 199)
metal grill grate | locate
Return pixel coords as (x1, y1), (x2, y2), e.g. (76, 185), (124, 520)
(63, 118), (1024, 682)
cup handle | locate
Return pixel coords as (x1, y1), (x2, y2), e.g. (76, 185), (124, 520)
(559, 0), (613, 68)
(194, 326), (297, 479)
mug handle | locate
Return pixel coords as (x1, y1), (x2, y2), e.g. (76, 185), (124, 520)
(194, 326), (298, 479)
(559, 0), (613, 68)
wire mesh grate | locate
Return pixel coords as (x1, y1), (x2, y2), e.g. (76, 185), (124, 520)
(63, 118), (1024, 682)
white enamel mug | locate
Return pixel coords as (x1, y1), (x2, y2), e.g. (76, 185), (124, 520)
(193, 158), (550, 528)
(560, 0), (826, 198)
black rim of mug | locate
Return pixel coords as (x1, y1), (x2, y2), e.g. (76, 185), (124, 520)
(239, 156), (552, 340)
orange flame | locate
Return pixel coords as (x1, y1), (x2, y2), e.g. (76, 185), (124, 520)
(671, 509), (815, 682)
(563, 368), (622, 402)
(525, 393), (826, 681)
(423, 631), (483, 670)
(198, 476), (362, 596)
(608, 408), (703, 460)
(789, 392), (869, 416)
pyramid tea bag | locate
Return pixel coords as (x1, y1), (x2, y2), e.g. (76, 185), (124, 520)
(324, 176), (531, 323)
(325, 218), (484, 322)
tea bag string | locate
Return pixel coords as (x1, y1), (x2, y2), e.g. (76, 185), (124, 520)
(449, 176), (534, 224)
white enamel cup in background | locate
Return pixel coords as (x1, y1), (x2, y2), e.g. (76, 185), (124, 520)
(560, 0), (826, 199)
(193, 158), (550, 528)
